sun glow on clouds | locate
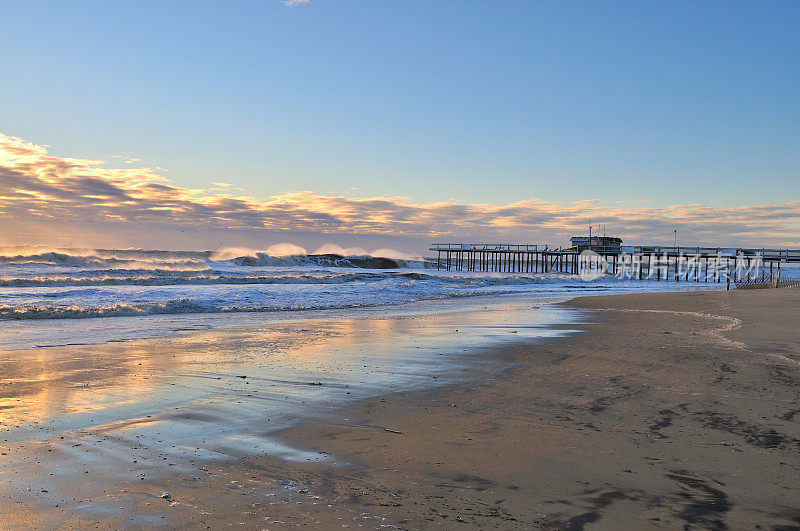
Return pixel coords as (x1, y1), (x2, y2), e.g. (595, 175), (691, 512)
(1, 131), (799, 248)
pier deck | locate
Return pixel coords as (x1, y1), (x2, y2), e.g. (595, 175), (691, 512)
(429, 243), (800, 284)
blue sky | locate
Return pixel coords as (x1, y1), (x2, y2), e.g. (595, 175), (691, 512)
(1, 2), (799, 249)
(2, 1), (797, 206)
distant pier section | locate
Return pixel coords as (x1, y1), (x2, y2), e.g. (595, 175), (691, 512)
(430, 238), (800, 285)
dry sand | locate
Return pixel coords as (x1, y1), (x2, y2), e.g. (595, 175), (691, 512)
(3, 288), (800, 529)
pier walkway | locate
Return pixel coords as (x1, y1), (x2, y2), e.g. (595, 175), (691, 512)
(429, 243), (800, 284)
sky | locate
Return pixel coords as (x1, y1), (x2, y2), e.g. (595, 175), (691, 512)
(1, 1), (798, 251)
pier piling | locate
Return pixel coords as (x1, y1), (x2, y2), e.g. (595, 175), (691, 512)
(430, 243), (800, 285)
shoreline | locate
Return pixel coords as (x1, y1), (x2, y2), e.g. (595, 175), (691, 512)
(0, 279), (714, 352)
(0, 293), (580, 528)
(3, 287), (798, 528)
(255, 287), (800, 528)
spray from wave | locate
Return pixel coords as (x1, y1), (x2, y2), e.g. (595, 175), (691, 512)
(0, 244), (427, 270)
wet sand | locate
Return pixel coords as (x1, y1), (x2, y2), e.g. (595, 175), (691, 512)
(250, 288), (800, 528)
(0, 297), (576, 528)
(3, 288), (800, 528)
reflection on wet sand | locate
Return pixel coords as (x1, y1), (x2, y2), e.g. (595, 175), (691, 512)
(0, 298), (579, 524)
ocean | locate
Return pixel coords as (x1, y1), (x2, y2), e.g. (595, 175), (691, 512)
(0, 246), (711, 315)
(0, 246), (714, 350)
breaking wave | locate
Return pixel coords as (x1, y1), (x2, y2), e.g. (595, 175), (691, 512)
(0, 245), (665, 321)
(0, 289), (512, 320)
(0, 246), (426, 271)
(0, 270), (578, 288)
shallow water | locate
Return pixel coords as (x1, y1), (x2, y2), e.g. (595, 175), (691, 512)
(0, 295), (583, 515)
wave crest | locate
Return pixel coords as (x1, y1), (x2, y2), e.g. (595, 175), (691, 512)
(0, 245), (426, 270)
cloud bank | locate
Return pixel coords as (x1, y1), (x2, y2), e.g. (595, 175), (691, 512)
(1, 132), (798, 251)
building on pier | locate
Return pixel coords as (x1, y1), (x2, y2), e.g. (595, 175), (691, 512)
(567, 236), (623, 254)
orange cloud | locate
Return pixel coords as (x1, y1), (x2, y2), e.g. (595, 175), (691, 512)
(1, 132), (799, 248)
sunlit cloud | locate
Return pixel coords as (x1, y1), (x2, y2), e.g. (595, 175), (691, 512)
(1, 132), (799, 249)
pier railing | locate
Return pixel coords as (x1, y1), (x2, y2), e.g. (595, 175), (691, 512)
(431, 243), (800, 262)
(431, 243), (547, 252)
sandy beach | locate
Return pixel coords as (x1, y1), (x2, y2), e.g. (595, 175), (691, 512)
(3, 287), (800, 529)
(250, 288), (798, 529)
(268, 287), (800, 529)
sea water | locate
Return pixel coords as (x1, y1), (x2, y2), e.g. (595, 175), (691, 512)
(0, 246), (717, 350)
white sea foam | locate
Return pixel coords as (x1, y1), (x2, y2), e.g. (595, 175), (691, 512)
(0, 245), (728, 323)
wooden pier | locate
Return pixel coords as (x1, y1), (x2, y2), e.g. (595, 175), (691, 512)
(430, 243), (800, 284)
(430, 244), (577, 274)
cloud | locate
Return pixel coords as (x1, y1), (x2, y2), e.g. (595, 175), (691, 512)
(1, 131), (799, 249)
(283, 0), (309, 6)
